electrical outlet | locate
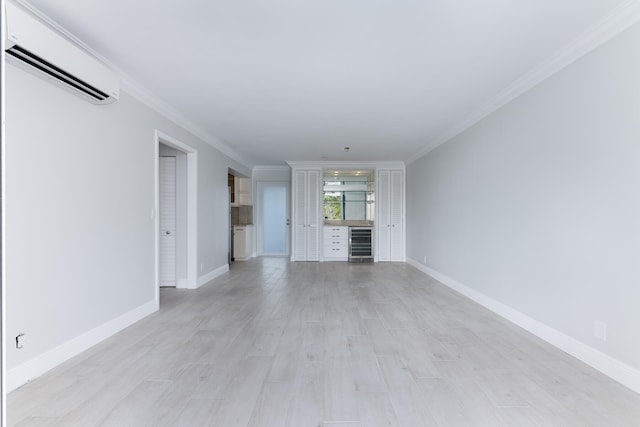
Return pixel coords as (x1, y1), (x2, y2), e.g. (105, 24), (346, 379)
(594, 320), (607, 341)
(16, 333), (25, 349)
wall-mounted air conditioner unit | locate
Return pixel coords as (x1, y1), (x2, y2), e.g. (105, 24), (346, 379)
(4, 2), (120, 105)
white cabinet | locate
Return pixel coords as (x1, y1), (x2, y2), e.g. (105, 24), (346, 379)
(323, 226), (348, 260)
(237, 178), (252, 206)
(292, 169), (321, 261)
(230, 177), (251, 207)
(377, 169), (404, 262)
(233, 225), (253, 261)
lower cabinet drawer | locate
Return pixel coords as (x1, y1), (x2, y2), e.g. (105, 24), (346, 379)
(323, 226), (348, 259)
(324, 226), (348, 239)
(324, 245), (348, 258)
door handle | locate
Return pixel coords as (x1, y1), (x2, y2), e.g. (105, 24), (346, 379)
(164, 230), (171, 235)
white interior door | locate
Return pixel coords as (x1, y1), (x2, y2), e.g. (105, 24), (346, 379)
(159, 156), (177, 286)
(306, 170), (320, 261)
(293, 170), (308, 261)
(377, 170), (391, 261)
(390, 170), (404, 261)
(259, 182), (290, 256)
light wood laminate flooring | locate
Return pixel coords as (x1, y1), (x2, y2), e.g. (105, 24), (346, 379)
(8, 258), (640, 426)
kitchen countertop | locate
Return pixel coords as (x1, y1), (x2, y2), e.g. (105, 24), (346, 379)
(324, 220), (374, 227)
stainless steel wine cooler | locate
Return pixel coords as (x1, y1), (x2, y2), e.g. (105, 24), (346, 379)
(349, 227), (373, 262)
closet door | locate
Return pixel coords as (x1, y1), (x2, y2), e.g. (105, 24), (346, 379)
(292, 169), (320, 261)
(159, 156), (177, 286)
(305, 169), (320, 261)
(389, 170), (404, 262)
(293, 170), (308, 261)
(377, 170), (391, 261)
(377, 169), (404, 262)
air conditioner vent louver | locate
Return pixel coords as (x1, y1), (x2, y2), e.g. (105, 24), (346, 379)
(4, 2), (120, 105)
(7, 45), (110, 102)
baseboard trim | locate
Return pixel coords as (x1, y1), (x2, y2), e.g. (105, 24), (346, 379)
(406, 258), (640, 394)
(6, 300), (158, 393)
(197, 264), (229, 288)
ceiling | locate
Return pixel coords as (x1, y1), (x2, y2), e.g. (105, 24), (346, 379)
(21, 0), (626, 166)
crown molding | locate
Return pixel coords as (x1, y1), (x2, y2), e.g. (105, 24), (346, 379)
(118, 76), (252, 168)
(406, 0), (640, 165)
(252, 165), (291, 172)
(287, 160), (405, 170)
(11, 0), (253, 169)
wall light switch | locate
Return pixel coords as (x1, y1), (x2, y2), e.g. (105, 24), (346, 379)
(16, 333), (25, 349)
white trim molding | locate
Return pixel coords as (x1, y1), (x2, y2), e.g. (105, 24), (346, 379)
(407, 0), (640, 164)
(6, 300), (158, 393)
(252, 165), (291, 173)
(155, 130), (199, 292)
(12, 0), (252, 170)
(124, 82), (251, 168)
(197, 264), (230, 288)
(406, 258), (640, 394)
(287, 160), (405, 170)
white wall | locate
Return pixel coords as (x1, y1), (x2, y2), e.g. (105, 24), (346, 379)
(406, 22), (640, 379)
(253, 166), (292, 183)
(198, 141), (249, 272)
(5, 62), (249, 387)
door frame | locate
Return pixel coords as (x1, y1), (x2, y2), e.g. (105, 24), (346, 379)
(154, 130), (198, 307)
(257, 181), (291, 257)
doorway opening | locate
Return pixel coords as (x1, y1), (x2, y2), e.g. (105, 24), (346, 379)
(154, 131), (198, 306)
(228, 169), (252, 263)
